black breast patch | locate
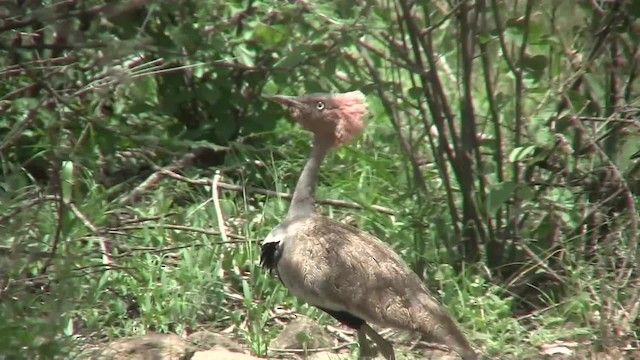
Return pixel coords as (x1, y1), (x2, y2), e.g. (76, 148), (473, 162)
(316, 306), (366, 329)
(260, 241), (281, 274)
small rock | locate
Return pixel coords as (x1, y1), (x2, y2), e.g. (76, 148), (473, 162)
(306, 351), (351, 360)
(187, 330), (245, 352)
(269, 318), (332, 351)
(191, 348), (262, 360)
(92, 333), (193, 360)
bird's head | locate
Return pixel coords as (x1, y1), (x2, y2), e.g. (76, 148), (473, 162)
(268, 91), (368, 146)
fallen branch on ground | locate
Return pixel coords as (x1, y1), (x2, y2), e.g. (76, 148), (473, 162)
(162, 168), (396, 216)
(119, 150), (396, 216)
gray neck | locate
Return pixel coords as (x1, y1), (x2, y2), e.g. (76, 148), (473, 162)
(287, 135), (332, 219)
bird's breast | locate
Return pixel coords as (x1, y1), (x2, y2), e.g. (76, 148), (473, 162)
(276, 238), (347, 312)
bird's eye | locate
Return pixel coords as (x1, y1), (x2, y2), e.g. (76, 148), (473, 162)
(316, 101), (325, 111)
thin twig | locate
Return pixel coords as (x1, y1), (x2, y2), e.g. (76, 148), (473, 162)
(504, 247), (565, 290)
(418, 1), (464, 36)
(268, 342), (354, 353)
(40, 153), (66, 276)
(0, 99), (46, 152)
(118, 147), (394, 215)
(0, 195), (59, 225)
(161, 168), (395, 215)
(110, 243), (252, 259)
(109, 224), (253, 241)
(211, 171), (229, 243)
(69, 203), (112, 265)
(117, 213), (178, 225)
(118, 150), (208, 205)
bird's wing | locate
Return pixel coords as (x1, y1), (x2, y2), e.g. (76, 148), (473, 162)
(296, 216), (451, 331)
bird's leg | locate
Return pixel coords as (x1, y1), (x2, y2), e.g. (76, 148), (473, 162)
(361, 324), (396, 360)
(357, 327), (378, 359)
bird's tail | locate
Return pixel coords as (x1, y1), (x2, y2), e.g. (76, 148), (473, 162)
(415, 293), (478, 360)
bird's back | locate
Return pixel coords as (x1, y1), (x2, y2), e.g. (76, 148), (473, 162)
(276, 214), (476, 359)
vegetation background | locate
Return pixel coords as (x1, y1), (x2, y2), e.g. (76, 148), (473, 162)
(1, 0), (639, 358)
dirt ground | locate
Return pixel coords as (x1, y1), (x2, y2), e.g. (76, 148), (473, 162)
(78, 318), (640, 360)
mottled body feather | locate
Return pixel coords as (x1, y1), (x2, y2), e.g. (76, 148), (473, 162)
(270, 215), (474, 359)
(261, 91), (477, 360)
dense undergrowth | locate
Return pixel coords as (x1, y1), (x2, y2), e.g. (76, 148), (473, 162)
(1, 0), (639, 359)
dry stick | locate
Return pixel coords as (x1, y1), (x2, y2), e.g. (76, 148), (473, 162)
(547, 7), (637, 327)
(603, 32), (638, 293)
(110, 224), (252, 241)
(418, 1), (464, 36)
(395, 3), (465, 238)
(0, 99), (45, 152)
(580, 116), (639, 125)
(119, 151), (203, 205)
(357, 37), (420, 75)
(533, 2), (617, 117)
(357, 48), (430, 197)
(117, 213), (177, 226)
(0, 194), (58, 225)
(69, 203), (112, 265)
(418, 3), (488, 252)
(216, 178), (395, 215)
(509, 246), (565, 287)
(359, 33), (463, 247)
(40, 142), (68, 276)
(491, 0), (533, 245)
(132, 163), (395, 215)
(358, 43), (453, 269)
(577, 126), (639, 305)
(108, 243), (247, 260)
(0, 54), (78, 77)
(268, 343), (354, 354)
(211, 170), (229, 243)
(458, 1), (495, 250)
(0, 0), (152, 33)
(477, 0), (505, 239)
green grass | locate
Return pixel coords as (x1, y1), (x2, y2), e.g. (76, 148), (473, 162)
(0, 121), (600, 359)
(2, 0), (639, 358)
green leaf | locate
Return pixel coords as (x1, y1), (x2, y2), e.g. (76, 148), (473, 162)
(96, 272), (110, 294)
(515, 184), (535, 201)
(520, 55), (548, 82)
(408, 87), (423, 100)
(479, 33), (496, 44)
(304, 79), (326, 93)
(232, 45), (255, 67)
(565, 90), (589, 112)
(487, 181), (517, 215)
(213, 116), (237, 144)
(521, 55), (548, 72)
(196, 83), (221, 104)
(274, 48), (308, 68)
(323, 56), (338, 77)
(617, 134), (640, 171)
(509, 146), (536, 162)
(61, 160), (74, 203)
(253, 24), (287, 48)
(63, 318), (74, 336)
(242, 279), (253, 307)
(172, 23), (203, 53)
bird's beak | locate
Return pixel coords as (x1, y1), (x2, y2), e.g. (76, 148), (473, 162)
(268, 95), (302, 108)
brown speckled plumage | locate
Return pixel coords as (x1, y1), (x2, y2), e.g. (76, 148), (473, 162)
(261, 91), (477, 360)
(275, 215), (476, 360)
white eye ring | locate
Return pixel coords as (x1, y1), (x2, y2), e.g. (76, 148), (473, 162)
(316, 101), (325, 110)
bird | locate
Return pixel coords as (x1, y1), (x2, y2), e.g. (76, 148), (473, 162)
(260, 91), (477, 360)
